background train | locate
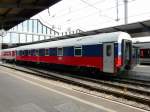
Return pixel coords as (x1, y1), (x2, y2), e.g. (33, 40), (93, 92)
(133, 36), (150, 64)
(140, 48), (150, 64)
(1, 32), (137, 75)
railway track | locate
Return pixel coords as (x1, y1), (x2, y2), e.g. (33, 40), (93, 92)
(111, 78), (150, 88)
(0, 63), (150, 111)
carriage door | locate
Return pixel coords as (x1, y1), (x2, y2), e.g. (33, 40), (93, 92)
(103, 43), (114, 73)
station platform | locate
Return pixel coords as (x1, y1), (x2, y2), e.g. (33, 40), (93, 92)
(0, 65), (147, 112)
(131, 65), (150, 73)
(127, 65), (150, 81)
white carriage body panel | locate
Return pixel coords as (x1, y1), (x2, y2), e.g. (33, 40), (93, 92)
(16, 32), (131, 51)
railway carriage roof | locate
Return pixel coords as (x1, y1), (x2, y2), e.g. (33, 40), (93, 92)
(1, 47), (16, 52)
(7, 32), (131, 51)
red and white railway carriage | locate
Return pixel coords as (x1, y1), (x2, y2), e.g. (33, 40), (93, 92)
(1, 48), (16, 61)
(1, 32), (133, 74)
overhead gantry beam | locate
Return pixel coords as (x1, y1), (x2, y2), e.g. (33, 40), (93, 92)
(0, 17), (27, 22)
(0, 14), (29, 19)
(0, 3), (48, 9)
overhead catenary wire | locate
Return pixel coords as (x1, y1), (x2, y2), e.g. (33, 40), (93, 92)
(60, 10), (150, 29)
(31, 8), (150, 33)
(38, 0), (138, 31)
(79, 0), (118, 21)
(47, 0), (116, 21)
(79, 0), (101, 11)
(47, 0), (136, 23)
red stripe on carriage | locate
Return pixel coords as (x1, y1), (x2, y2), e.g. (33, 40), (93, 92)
(16, 56), (103, 71)
(114, 56), (122, 68)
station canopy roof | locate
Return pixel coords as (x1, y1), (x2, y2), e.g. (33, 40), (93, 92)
(63, 19), (150, 38)
(19, 19), (150, 45)
(0, 0), (61, 30)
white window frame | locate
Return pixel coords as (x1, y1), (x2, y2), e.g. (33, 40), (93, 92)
(45, 48), (49, 56)
(28, 50), (31, 56)
(74, 46), (82, 56)
(35, 49), (39, 56)
(57, 47), (63, 56)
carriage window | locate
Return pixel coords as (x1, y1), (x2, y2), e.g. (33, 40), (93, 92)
(28, 50), (31, 55)
(45, 49), (49, 56)
(17, 51), (19, 56)
(25, 50), (28, 56)
(57, 48), (63, 56)
(106, 45), (112, 56)
(22, 51), (25, 56)
(21, 51), (23, 56)
(74, 46), (82, 56)
(35, 49), (39, 56)
(31, 50), (34, 56)
(19, 51), (21, 56)
(140, 50), (143, 57)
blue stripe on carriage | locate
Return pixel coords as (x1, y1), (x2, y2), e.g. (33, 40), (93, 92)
(39, 49), (45, 56)
(82, 44), (102, 56)
(24, 43), (121, 57)
(63, 47), (74, 56)
(49, 48), (57, 56)
(46, 44), (103, 56)
(114, 43), (118, 56)
(114, 43), (121, 56)
(31, 49), (35, 56)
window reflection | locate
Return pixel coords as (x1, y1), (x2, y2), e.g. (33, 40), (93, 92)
(27, 35), (33, 43)
(6, 19), (58, 43)
(38, 22), (42, 34)
(47, 28), (50, 35)
(20, 34), (26, 43)
(46, 36), (50, 39)
(33, 35), (39, 41)
(33, 20), (38, 33)
(18, 23), (23, 32)
(29, 20), (33, 33)
(3, 33), (10, 43)
(43, 26), (47, 34)
(23, 21), (28, 32)
(11, 33), (19, 43)
(40, 35), (44, 40)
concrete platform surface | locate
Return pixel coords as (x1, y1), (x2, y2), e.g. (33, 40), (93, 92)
(132, 65), (150, 73)
(0, 66), (147, 112)
(128, 65), (150, 81)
